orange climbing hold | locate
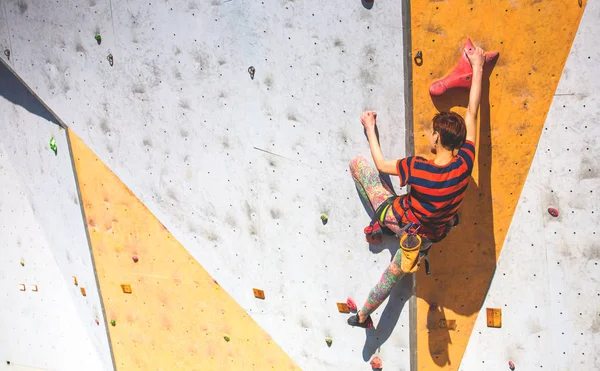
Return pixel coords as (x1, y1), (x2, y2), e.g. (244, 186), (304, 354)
(336, 302), (350, 313)
(121, 284), (132, 294)
(429, 38), (499, 96)
(253, 288), (265, 299)
(486, 308), (502, 328)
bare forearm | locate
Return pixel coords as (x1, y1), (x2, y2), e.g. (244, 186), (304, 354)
(465, 66), (483, 139)
(366, 128), (385, 168)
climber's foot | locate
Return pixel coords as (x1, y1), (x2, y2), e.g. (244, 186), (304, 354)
(348, 312), (374, 329)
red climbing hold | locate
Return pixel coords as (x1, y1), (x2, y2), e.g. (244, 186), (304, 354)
(548, 207), (559, 217)
(429, 38), (499, 96)
(132, 255), (139, 263)
(508, 360), (515, 370)
(370, 355), (383, 369)
(346, 297), (357, 313)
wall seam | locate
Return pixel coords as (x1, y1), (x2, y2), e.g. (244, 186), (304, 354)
(400, 0), (416, 370)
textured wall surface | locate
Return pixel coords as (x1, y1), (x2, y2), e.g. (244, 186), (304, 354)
(0, 61), (114, 370)
(460, 2), (600, 369)
(0, 134), (107, 370)
(70, 128), (302, 370)
(0, 0), (411, 369)
(2, 0), (598, 370)
(407, 1), (587, 369)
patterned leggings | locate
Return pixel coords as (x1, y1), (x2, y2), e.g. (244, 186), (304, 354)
(349, 156), (426, 317)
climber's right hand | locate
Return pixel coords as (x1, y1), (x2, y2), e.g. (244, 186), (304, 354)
(465, 46), (485, 69)
(360, 110), (377, 132)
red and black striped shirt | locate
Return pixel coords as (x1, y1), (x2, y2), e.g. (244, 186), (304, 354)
(392, 140), (476, 240)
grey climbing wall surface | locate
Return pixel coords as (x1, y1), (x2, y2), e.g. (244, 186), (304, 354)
(460, 2), (600, 370)
(0, 145), (106, 371)
(1, 0), (410, 369)
(0, 61), (114, 370)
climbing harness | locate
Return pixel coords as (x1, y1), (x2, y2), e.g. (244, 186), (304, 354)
(363, 193), (459, 275)
(363, 196), (397, 244)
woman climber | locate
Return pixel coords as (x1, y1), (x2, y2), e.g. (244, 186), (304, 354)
(347, 46), (486, 329)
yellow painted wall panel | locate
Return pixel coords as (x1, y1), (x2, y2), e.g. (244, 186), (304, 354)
(409, 1), (586, 369)
(69, 129), (299, 371)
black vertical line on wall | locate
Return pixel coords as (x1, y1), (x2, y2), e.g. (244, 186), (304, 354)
(400, 0), (417, 370)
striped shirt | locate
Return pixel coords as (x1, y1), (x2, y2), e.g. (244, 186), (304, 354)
(392, 140), (476, 241)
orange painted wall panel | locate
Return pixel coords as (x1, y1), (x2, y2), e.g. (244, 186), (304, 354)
(69, 129), (299, 370)
(409, 1), (586, 369)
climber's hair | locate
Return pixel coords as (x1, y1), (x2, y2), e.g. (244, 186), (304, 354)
(432, 111), (467, 150)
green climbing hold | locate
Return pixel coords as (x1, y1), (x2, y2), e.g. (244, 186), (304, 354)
(321, 214), (328, 224)
(110, 319), (116, 326)
(95, 33), (102, 44)
(223, 335), (231, 342)
(325, 337), (333, 347)
(49, 137), (57, 155)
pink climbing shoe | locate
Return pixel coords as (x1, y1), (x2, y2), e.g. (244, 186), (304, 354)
(429, 39), (499, 96)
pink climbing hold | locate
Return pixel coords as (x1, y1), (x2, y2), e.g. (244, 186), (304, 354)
(132, 255), (139, 263)
(346, 297), (357, 313)
(370, 355), (383, 369)
(429, 38), (499, 96)
(548, 207), (559, 217)
(95, 319), (100, 325)
(508, 360), (515, 370)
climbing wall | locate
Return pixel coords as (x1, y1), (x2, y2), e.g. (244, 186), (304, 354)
(408, 0), (587, 369)
(0, 144), (106, 371)
(1, 0), (413, 369)
(460, 1), (600, 369)
(0, 62), (114, 371)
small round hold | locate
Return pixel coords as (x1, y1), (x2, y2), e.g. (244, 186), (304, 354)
(248, 66), (255, 79)
(508, 360), (515, 370)
(110, 319), (116, 326)
(320, 214), (328, 224)
(95, 319), (100, 325)
(132, 255), (139, 263)
(223, 335), (231, 342)
(3, 49), (10, 59)
(370, 356), (383, 369)
(548, 207), (559, 217)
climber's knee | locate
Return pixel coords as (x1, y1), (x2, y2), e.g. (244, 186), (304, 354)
(349, 155), (368, 178)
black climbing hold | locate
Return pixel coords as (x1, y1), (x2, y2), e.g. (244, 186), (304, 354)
(3, 49), (10, 60)
(248, 66), (255, 79)
(414, 50), (423, 66)
(107, 53), (114, 67)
